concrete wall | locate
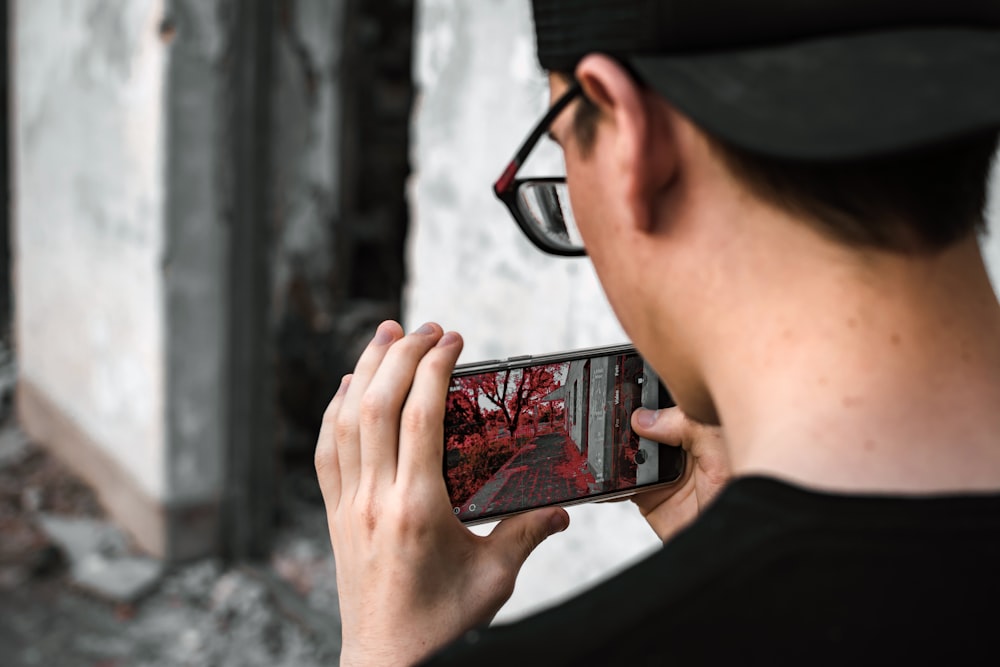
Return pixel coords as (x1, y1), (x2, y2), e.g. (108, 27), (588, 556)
(565, 359), (586, 453)
(12, 0), (415, 560)
(409, 0), (1000, 623)
(14, 0), (168, 500)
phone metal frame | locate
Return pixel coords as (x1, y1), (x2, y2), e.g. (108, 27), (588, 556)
(446, 342), (686, 525)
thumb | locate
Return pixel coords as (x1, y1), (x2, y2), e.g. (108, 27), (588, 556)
(632, 406), (686, 447)
(489, 507), (570, 569)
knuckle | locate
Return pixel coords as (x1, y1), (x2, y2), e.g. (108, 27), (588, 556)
(392, 484), (430, 525)
(384, 502), (413, 535)
(358, 390), (385, 427)
(334, 410), (357, 443)
(421, 349), (453, 373)
(401, 402), (435, 434)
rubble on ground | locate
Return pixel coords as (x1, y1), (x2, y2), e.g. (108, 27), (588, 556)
(0, 427), (342, 667)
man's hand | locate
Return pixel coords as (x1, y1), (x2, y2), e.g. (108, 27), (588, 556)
(629, 407), (731, 542)
(315, 321), (569, 667)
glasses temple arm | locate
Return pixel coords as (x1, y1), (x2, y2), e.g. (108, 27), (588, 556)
(494, 81), (583, 194)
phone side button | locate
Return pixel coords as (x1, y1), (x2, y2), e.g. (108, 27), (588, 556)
(506, 355), (532, 362)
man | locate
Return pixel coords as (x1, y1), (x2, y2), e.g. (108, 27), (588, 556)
(315, 1), (1000, 664)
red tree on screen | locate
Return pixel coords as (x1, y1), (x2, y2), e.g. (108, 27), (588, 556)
(474, 363), (562, 436)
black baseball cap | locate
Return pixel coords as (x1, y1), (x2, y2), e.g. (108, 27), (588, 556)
(531, 0), (1000, 160)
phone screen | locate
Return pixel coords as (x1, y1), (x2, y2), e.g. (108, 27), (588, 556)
(444, 347), (683, 523)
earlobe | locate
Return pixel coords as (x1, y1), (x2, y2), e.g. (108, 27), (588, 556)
(574, 55), (678, 236)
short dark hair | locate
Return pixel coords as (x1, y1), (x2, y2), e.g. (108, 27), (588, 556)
(713, 131), (999, 252)
(561, 74), (999, 253)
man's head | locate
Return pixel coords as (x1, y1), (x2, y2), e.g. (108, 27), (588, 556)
(526, 0), (1000, 422)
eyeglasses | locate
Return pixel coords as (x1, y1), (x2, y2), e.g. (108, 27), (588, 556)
(493, 82), (586, 257)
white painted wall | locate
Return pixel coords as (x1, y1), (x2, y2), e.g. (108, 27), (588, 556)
(14, 0), (168, 500)
(408, 0), (1000, 623)
(407, 0), (627, 359)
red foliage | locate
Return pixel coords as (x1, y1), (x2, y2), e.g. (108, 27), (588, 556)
(445, 363), (565, 506)
(553, 437), (592, 495)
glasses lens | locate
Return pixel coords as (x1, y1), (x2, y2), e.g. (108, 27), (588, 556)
(515, 181), (583, 251)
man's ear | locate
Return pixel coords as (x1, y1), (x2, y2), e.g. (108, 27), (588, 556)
(574, 54), (678, 235)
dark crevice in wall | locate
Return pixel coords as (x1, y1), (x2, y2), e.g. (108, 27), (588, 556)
(271, 0), (413, 480)
(221, 0), (276, 560)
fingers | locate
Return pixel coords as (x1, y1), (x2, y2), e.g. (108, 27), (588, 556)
(397, 331), (464, 484)
(316, 374), (351, 510)
(323, 319), (457, 508)
(357, 323), (446, 488)
(335, 321), (405, 497)
(632, 406), (688, 448)
(488, 508), (569, 572)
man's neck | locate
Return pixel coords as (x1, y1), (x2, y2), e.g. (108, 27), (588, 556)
(706, 234), (1000, 494)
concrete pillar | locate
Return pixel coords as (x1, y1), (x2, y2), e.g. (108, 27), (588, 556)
(12, 0), (231, 560)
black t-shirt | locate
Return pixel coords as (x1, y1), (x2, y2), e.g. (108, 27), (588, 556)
(423, 476), (1000, 666)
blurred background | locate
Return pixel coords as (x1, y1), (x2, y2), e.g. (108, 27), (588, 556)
(1, 0), (998, 665)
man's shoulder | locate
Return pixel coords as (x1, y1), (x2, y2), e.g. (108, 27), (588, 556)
(423, 477), (1000, 666)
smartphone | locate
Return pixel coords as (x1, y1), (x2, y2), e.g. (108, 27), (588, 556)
(443, 343), (685, 524)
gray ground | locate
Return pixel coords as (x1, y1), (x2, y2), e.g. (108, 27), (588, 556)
(0, 424), (343, 667)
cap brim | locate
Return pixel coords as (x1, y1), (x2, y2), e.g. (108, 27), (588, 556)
(630, 28), (1000, 160)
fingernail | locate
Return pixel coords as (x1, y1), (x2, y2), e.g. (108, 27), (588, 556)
(436, 331), (458, 347)
(372, 322), (394, 345)
(550, 511), (569, 534)
(414, 322), (435, 335)
(337, 374), (352, 394)
(635, 408), (657, 428)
